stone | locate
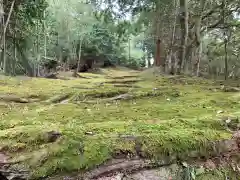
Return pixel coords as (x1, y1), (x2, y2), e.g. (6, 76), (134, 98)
(45, 131), (62, 143)
(223, 87), (240, 92)
(0, 152), (8, 166)
(232, 131), (240, 139)
(204, 159), (216, 170)
(85, 132), (94, 136)
(217, 110), (224, 114)
(195, 166), (205, 175)
(97, 173), (124, 180)
(214, 139), (238, 153)
(127, 164), (182, 180)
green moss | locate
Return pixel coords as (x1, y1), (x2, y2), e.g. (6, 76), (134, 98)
(197, 168), (239, 180)
(0, 70), (239, 178)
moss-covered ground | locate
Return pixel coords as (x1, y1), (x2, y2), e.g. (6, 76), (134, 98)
(0, 67), (240, 179)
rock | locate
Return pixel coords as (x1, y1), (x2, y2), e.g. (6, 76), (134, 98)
(232, 131), (240, 139)
(220, 117), (240, 131)
(223, 87), (240, 92)
(225, 118), (231, 124)
(217, 110), (224, 114)
(0, 173), (8, 180)
(227, 117), (240, 131)
(204, 159), (216, 170)
(188, 150), (199, 158)
(44, 73), (58, 79)
(45, 131), (62, 143)
(128, 164), (182, 180)
(85, 132), (94, 136)
(213, 139), (238, 154)
(84, 159), (158, 179)
(1, 163), (29, 180)
(182, 162), (188, 167)
(97, 173), (124, 180)
(195, 166), (205, 175)
(0, 153), (8, 166)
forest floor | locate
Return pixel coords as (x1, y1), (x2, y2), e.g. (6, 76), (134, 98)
(0, 67), (240, 179)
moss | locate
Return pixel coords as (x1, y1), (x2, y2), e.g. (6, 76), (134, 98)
(197, 168), (239, 180)
(0, 70), (239, 178)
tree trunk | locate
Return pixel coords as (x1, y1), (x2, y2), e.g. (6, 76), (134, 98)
(177, 0), (188, 74)
(76, 38), (83, 73)
(193, 16), (202, 76)
(44, 11), (47, 61)
(0, 0), (3, 42)
(147, 54), (151, 67)
(0, 0), (3, 40)
(193, 0), (207, 76)
(2, 15), (5, 74)
(168, 0), (177, 74)
(0, 0), (15, 75)
(128, 38), (131, 62)
(155, 39), (161, 66)
(196, 42), (202, 76)
(2, 0), (15, 75)
(224, 37), (228, 80)
(13, 28), (17, 76)
(154, 2), (161, 67)
(222, 0), (228, 80)
(0, 0), (3, 20)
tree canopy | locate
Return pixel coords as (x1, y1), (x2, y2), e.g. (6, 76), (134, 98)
(0, 0), (240, 78)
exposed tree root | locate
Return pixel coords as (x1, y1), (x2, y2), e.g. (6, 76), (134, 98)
(83, 159), (167, 179)
(71, 90), (178, 104)
(46, 93), (72, 103)
(43, 73), (58, 79)
(0, 169), (29, 180)
(72, 86), (95, 90)
(113, 84), (141, 88)
(109, 76), (139, 79)
(222, 86), (240, 92)
(106, 79), (142, 84)
(0, 95), (29, 103)
(82, 131), (240, 179)
(108, 94), (133, 101)
(72, 71), (90, 79)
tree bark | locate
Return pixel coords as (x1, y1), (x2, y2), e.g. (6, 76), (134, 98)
(0, 0), (3, 41)
(2, 0), (15, 75)
(128, 37), (131, 62)
(224, 34), (228, 80)
(36, 20), (40, 76)
(222, 0), (228, 80)
(44, 10), (47, 61)
(154, 2), (161, 67)
(13, 25), (17, 76)
(155, 39), (161, 66)
(168, 0), (177, 74)
(196, 41), (202, 76)
(76, 38), (83, 73)
(193, 0), (207, 76)
(177, 0), (188, 74)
